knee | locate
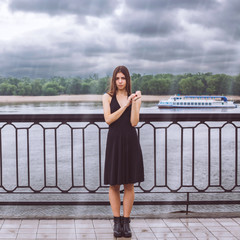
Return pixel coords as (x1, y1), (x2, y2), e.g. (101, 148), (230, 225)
(124, 184), (134, 191)
(109, 184), (120, 192)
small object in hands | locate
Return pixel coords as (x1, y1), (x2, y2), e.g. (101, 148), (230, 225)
(134, 96), (141, 101)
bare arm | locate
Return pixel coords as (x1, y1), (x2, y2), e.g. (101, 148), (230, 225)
(130, 91), (141, 127)
(102, 93), (131, 125)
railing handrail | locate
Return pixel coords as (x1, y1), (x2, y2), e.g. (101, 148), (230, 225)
(0, 113), (239, 122)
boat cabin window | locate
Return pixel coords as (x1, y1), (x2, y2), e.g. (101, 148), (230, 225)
(180, 102), (183, 105)
(187, 102), (190, 105)
(191, 102), (194, 105)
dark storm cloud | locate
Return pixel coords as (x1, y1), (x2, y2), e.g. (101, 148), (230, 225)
(114, 11), (179, 37)
(113, 0), (218, 37)
(54, 30), (119, 57)
(127, 0), (218, 11)
(0, 29), (119, 78)
(189, 0), (240, 40)
(0, 44), (97, 78)
(125, 27), (238, 74)
(0, 43), (78, 77)
(1, 0), (239, 77)
(128, 38), (201, 62)
(109, 0), (239, 75)
(8, 0), (118, 17)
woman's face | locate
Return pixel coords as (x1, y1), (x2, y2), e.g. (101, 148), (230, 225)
(115, 72), (126, 90)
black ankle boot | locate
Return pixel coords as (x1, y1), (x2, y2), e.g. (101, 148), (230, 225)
(113, 216), (122, 237)
(123, 217), (132, 238)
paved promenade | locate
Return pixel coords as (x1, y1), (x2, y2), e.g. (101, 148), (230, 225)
(0, 217), (240, 239)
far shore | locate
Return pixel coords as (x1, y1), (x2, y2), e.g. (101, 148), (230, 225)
(0, 94), (240, 104)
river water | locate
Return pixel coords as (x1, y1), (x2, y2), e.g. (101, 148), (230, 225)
(0, 101), (239, 218)
(0, 101), (240, 114)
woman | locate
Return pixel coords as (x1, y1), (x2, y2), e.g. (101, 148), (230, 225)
(102, 66), (144, 238)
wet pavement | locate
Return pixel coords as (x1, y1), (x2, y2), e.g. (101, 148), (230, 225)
(0, 217), (240, 239)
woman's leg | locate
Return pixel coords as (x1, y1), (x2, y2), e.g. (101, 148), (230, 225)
(123, 184), (134, 217)
(122, 183), (134, 237)
(109, 185), (122, 237)
(109, 185), (121, 217)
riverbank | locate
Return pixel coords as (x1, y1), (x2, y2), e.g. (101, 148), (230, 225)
(0, 94), (164, 103)
(0, 95), (239, 103)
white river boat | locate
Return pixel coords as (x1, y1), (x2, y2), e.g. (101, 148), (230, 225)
(158, 95), (237, 108)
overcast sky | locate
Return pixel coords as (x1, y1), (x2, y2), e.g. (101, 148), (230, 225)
(1, 0), (240, 78)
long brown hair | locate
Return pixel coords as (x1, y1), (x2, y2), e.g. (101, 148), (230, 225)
(107, 66), (132, 96)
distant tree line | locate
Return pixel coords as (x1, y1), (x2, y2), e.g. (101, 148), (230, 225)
(0, 72), (240, 96)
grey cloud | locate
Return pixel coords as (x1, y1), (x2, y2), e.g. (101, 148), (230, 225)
(0, 44), (75, 77)
(0, 47), (97, 78)
(0, 29), (119, 77)
(110, 0), (240, 75)
(126, 35), (238, 75)
(128, 38), (202, 62)
(189, 0), (240, 40)
(2, 0), (240, 77)
(114, 11), (179, 37)
(127, 0), (218, 11)
(8, 0), (119, 17)
(127, 58), (238, 76)
(113, 0), (217, 38)
(56, 33), (119, 57)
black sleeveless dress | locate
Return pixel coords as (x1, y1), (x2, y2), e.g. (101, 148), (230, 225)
(104, 94), (144, 185)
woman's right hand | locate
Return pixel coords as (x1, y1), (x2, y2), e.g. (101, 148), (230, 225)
(125, 94), (136, 107)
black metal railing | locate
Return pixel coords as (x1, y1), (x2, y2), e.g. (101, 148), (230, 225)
(0, 113), (239, 213)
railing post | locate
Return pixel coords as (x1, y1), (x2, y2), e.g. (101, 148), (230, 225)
(186, 192), (189, 215)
